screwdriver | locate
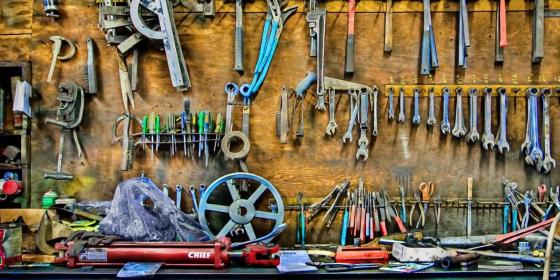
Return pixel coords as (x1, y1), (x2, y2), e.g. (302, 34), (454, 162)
(168, 113), (176, 155)
(214, 113), (223, 152)
(181, 112), (188, 157)
(149, 112), (155, 159)
(198, 112), (205, 158)
(204, 112), (211, 167)
(141, 115), (148, 151)
(155, 114), (161, 152)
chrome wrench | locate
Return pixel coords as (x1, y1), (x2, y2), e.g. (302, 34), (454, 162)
(526, 88), (543, 165)
(176, 185), (184, 211)
(343, 90), (359, 143)
(481, 87), (495, 150)
(466, 88), (479, 143)
(398, 87), (405, 123)
(427, 87), (436, 126)
(537, 88), (555, 172)
(441, 87), (451, 134)
(356, 88), (369, 161)
(412, 88), (421, 125)
(371, 86), (379, 136)
(495, 87), (510, 153)
(520, 88), (536, 154)
(388, 87), (395, 120)
(452, 88), (467, 138)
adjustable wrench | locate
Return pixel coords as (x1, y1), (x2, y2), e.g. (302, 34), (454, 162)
(398, 87), (405, 123)
(371, 86), (379, 136)
(441, 87), (451, 134)
(495, 87), (510, 153)
(466, 88), (479, 143)
(356, 89), (369, 161)
(325, 88), (337, 135)
(537, 88), (555, 172)
(307, 9), (327, 110)
(526, 88), (543, 165)
(427, 87), (436, 126)
(343, 90), (359, 143)
(412, 88), (421, 125)
(481, 87), (494, 150)
(452, 88), (467, 138)
(388, 87), (395, 120)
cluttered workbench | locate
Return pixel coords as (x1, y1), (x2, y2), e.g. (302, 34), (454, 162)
(0, 0), (558, 278)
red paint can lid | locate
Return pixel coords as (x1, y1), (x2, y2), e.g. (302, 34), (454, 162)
(3, 180), (22, 195)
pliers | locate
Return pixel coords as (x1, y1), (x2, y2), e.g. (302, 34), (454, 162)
(504, 182), (519, 232)
(409, 191), (425, 229)
(382, 189), (407, 233)
(544, 186), (560, 220)
(521, 190), (534, 228)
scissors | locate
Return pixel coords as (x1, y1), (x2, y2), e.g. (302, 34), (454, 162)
(416, 182), (435, 228)
(544, 186), (560, 219)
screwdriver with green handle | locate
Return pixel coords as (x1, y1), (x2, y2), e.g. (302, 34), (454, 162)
(214, 112), (223, 152)
(141, 115), (148, 151)
(204, 112), (211, 167)
(155, 114), (161, 152)
(148, 112), (155, 159)
(190, 112), (196, 161)
(198, 112), (205, 158)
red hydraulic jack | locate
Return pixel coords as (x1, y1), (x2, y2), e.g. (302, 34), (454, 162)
(55, 224), (287, 269)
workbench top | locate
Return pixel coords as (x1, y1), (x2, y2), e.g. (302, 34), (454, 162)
(0, 265), (557, 280)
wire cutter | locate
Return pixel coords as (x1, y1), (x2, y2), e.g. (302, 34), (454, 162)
(409, 191), (425, 229)
(544, 186), (560, 220)
(382, 189), (407, 233)
(521, 190), (534, 228)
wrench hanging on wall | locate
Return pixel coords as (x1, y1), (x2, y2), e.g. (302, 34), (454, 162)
(345, 0), (356, 74)
(537, 89), (555, 172)
(420, 0), (439, 75)
(307, 7), (327, 110)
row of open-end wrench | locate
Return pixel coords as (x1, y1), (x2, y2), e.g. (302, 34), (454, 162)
(162, 183), (206, 216)
(387, 86), (555, 171)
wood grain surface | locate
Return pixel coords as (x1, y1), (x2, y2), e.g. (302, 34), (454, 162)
(0, 0), (559, 244)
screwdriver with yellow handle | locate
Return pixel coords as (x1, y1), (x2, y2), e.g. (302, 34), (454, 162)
(214, 112), (223, 152)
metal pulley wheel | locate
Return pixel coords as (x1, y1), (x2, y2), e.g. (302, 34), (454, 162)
(198, 172), (284, 243)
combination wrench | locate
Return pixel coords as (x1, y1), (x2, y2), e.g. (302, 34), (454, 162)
(481, 87), (495, 150)
(495, 87), (510, 153)
(412, 88), (421, 125)
(525, 88), (543, 165)
(371, 86), (379, 136)
(398, 87), (405, 123)
(388, 87), (395, 120)
(343, 90), (359, 143)
(537, 88), (555, 172)
(452, 88), (467, 138)
(427, 87), (436, 126)
(440, 87), (451, 134)
(466, 88), (479, 143)
(356, 88), (370, 161)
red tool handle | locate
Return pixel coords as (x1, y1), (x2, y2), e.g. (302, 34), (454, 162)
(380, 221), (387, 236)
(369, 216), (374, 239)
(348, 0), (356, 35)
(349, 205), (356, 230)
(360, 209), (366, 242)
(354, 207), (361, 236)
(499, 0), (507, 47)
(393, 216), (407, 233)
